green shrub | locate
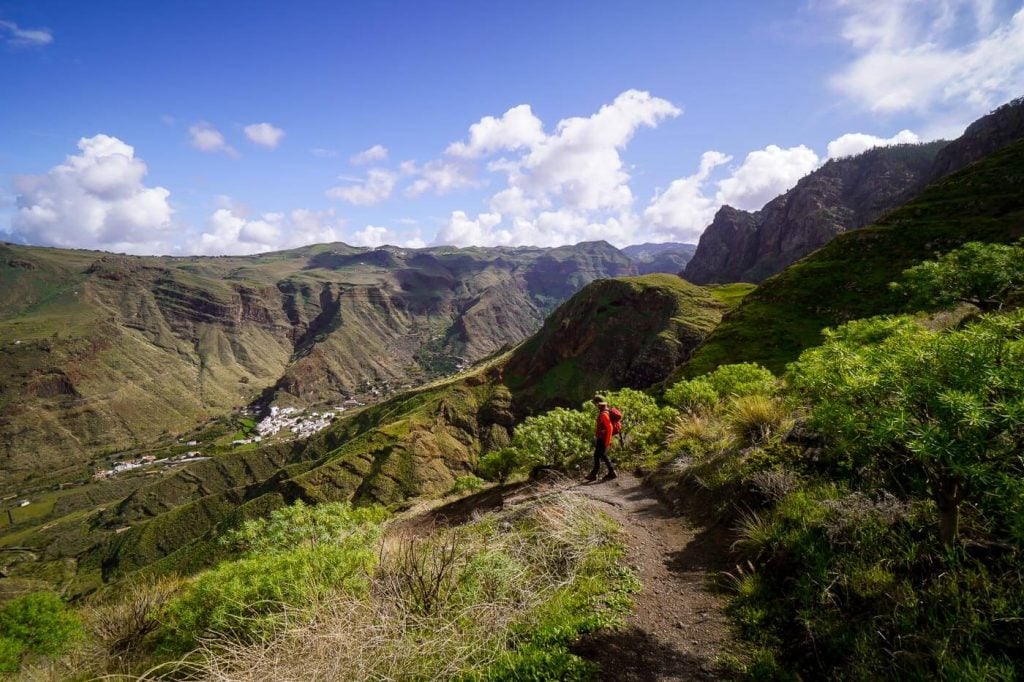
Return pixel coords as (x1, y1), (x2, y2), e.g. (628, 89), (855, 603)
(788, 312), (1024, 546)
(448, 475), (486, 496)
(163, 501), (389, 652)
(478, 448), (525, 485)
(512, 407), (592, 470)
(892, 239), (1024, 312)
(162, 543), (377, 652)
(0, 592), (82, 671)
(665, 362), (776, 414)
(0, 636), (23, 674)
(222, 500), (389, 555)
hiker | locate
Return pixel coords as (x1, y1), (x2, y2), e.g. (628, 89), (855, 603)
(586, 395), (617, 481)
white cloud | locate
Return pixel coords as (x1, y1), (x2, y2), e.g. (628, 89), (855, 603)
(11, 134), (175, 254)
(826, 129), (920, 159)
(715, 144), (820, 211)
(644, 151), (732, 241)
(325, 168), (396, 205)
(311, 147), (338, 158)
(404, 158), (478, 197)
(829, 1), (1024, 125)
(349, 225), (393, 247)
(424, 89), (680, 246)
(193, 205), (346, 255)
(188, 122), (238, 157)
(0, 19), (52, 47)
(445, 104), (545, 158)
(350, 144), (389, 165)
(243, 122), (285, 149)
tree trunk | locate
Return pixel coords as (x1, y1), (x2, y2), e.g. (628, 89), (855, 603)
(936, 476), (963, 547)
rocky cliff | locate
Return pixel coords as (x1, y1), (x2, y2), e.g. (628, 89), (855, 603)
(683, 142), (945, 283)
(684, 98), (1024, 285)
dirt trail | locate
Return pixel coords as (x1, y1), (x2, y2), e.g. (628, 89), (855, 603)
(571, 472), (734, 681)
(409, 471), (736, 680)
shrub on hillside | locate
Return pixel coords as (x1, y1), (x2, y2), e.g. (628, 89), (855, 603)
(512, 408), (591, 470)
(448, 475), (485, 496)
(162, 501), (389, 652)
(0, 592), (82, 672)
(665, 362), (776, 413)
(725, 394), (792, 447)
(478, 448), (525, 485)
(892, 239), (1024, 312)
(788, 312), (1024, 546)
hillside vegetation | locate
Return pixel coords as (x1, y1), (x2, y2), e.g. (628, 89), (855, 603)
(684, 136), (1024, 376)
(0, 240), (634, 489)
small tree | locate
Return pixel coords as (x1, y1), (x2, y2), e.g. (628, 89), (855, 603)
(511, 408), (591, 470)
(788, 313), (1024, 546)
(891, 239), (1024, 312)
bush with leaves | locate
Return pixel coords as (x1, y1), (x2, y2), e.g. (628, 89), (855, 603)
(891, 239), (1024, 312)
(162, 501), (389, 652)
(221, 499), (389, 555)
(0, 592), (82, 672)
(478, 447), (526, 485)
(511, 407), (592, 470)
(665, 362), (776, 413)
(788, 312), (1024, 547)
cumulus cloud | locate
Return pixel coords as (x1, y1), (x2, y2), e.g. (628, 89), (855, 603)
(350, 144), (389, 165)
(404, 158), (478, 197)
(829, 1), (1024, 125)
(0, 19), (52, 46)
(188, 122), (238, 157)
(445, 105), (545, 158)
(244, 122), (285, 149)
(644, 151), (732, 241)
(192, 205), (346, 256)
(326, 169), (396, 205)
(11, 134), (176, 254)
(715, 144), (819, 211)
(826, 129), (920, 159)
(423, 89), (680, 246)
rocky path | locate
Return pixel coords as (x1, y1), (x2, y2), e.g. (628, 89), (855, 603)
(571, 472), (735, 681)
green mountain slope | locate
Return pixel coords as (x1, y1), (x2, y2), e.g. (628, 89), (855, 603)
(0, 272), (722, 589)
(683, 137), (1024, 376)
(0, 241), (634, 489)
(505, 274), (724, 412)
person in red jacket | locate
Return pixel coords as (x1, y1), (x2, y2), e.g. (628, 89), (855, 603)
(585, 395), (617, 481)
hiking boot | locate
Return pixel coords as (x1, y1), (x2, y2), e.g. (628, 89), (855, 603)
(602, 471), (617, 481)
(584, 473), (598, 482)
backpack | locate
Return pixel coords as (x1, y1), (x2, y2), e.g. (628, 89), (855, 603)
(608, 407), (623, 437)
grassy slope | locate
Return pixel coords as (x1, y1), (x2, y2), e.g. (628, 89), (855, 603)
(683, 138), (1024, 376)
(505, 274), (725, 412)
(87, 274), (725, 582)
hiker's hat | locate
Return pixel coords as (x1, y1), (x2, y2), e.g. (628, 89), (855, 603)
(592, 394), (608, 405)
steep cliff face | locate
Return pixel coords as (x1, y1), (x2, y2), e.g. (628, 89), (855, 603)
(684, 99), (1024, 285)
(0, 240), (634, 486)
(682, 136), (1024, 377)
(683, 142), (945, 284)
(928, 97), (1024, 180)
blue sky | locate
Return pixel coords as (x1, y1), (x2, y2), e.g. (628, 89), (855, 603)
(1, 0), (1023, 255)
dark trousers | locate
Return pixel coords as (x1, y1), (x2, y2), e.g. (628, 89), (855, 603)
(590, 437), (615, 477)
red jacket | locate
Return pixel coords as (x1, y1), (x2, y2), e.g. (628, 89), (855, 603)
(595, 408), (613, 447)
